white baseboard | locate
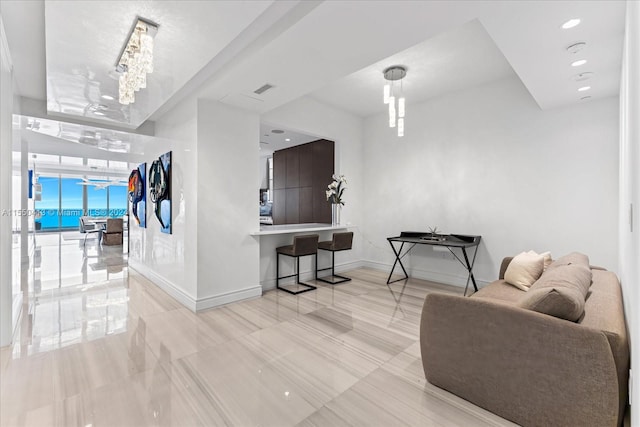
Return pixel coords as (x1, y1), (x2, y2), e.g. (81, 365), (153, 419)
(129, 259), (197, 311)
(195, 286), (262, 311)
(362, 260), (491, 289)
(261, 259), (365, 290)
(129, 259), (263, 312)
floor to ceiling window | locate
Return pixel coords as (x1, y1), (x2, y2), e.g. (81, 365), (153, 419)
(61, 177), (83, 229)
(108, 184), (127, 218)
(36, 176), (60, 231)
(87, 180), (108, 218)
(24, 154), (130, 232)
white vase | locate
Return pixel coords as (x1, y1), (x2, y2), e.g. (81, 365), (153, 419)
(332, 204), (341, 225)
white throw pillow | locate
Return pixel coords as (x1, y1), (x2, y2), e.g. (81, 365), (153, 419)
(528, 250), (552, 271)
(504, 251), (545, 291)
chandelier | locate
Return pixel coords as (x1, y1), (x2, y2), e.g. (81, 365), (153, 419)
(383, 65), (407, 137)
(116, 17), (158, 105)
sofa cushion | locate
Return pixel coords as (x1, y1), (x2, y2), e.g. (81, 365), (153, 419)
(504, 251), (545, 291)
(546, 251), (589, 272)
(530, 264), (592, 298)
(518, 287), (585, 322)
(519, 263), (592, 321)
(472, 280), (524, 304)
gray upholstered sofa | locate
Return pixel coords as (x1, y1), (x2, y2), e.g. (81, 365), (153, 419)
(420, 252), (629, 427)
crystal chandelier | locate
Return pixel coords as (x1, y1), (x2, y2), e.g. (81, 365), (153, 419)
(383, 66), (407, 137)
(116, 18), (158, 105)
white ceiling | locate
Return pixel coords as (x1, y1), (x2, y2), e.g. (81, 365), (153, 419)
(43, 0), (272, 128)
(0, 0), (45, 100)
(476, 0), (625, 110)
(259, 123), (321, 155)
(309, 20), (516, 117)
(1, 0), (627, 139)
(15, 114), (153, 159)
(191, 1), (625, 115)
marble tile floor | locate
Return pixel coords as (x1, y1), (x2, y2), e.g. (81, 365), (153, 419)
(1, 239), (517, 426)
(9, 232), (129, 357)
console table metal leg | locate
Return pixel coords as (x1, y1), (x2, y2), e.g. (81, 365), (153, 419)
(461, 247), (479, 296)
(387, 241), (409, 284)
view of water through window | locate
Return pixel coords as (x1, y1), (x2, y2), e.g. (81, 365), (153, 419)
(35, 176), (127, 231)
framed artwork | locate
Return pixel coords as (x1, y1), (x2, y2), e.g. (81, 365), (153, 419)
(128, 163), (146, 228)
(149, 151), (171, 234)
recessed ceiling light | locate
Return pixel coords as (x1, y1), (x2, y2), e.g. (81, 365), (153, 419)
(285, 138), (291, 142)
(101, 94), (115, 101)
(271, 129), (284, 134)
(578, 86), (591, 92)
(571, 59), (587, 67)
(94, 111), (106, 116)
(561, 18), (581, 29)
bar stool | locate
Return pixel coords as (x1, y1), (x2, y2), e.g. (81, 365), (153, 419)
(317, 232), (353, 284)
(276, 234), (319, 295)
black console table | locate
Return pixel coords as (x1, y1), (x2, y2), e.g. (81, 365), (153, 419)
(386, 232), (482, 296)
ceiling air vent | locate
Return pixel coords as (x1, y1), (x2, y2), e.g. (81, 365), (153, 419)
(572, 72), (594, 82)
(254, 83), (274, 95)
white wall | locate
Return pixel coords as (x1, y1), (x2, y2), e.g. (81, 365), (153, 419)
(261, 96), (365, 285)
(259, 154), (269, 189)
(0, 13), (13, 346)
(196, 100), (261, 308)
(135, 95), (365, 299)
(127, 98), (263, 311)
(619, 1), (639, 422)
(362, 77), (619, 287)
(129, 96), (199, 308)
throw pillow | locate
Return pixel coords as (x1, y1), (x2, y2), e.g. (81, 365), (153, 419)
(546, 252), (589, 272)
(528, 250), (552, 271)
(504, 251), (545, 291)
(529, 263), (592, 298)
(518, 287), (585, 322)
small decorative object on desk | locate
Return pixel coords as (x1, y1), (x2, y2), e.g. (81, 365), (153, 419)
(326, 174), (346, 226)
(426, 226), (445, 241)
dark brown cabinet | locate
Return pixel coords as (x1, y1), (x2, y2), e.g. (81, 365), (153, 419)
(285, 188), (300, 224)
(299, 187), (313, 223)
(272, 139), (334, 225)
(273, 152), (286, 190)
(298, 144), (313, 187)
(285, 147), (299, 188)
(272, 189), (286, 223)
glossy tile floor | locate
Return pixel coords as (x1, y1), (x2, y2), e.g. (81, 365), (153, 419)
(1, 233), (517, 426)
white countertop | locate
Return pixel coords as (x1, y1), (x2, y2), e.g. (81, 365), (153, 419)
(250, 223), (350, 236)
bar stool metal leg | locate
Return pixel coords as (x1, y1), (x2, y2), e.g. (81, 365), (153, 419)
(317, 250), (352, 285)
(276, 253), (317, 295)
(275, 234), (319, 295)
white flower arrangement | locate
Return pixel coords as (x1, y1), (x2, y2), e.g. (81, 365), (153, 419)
(326, 174), (347, 205)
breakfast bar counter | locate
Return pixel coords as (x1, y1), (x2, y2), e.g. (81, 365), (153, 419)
(253, 223), (352, 290)
(250, 223), (348, 236)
